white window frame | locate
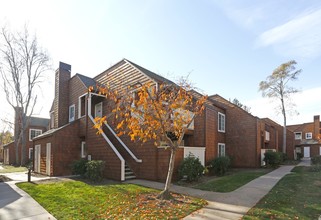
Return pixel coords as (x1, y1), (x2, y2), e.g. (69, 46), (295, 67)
(305, 132), (312, 139)
(265, 131), (270, 141)
(69, 104), (75, 122)
(218, 112), (225, 133)
(29, 129), (42, 141)
(78, 93), (87, 118)
(81, 141), (86, 158)
(218, 143), (226, 157)
(50, 111), (54, 129)
(294, 132), (302, 140)
(28, 148), (33, 159)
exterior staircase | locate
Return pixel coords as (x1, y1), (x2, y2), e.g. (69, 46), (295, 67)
(125, 163), (136, 180)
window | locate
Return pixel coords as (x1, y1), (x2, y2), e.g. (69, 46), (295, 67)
(29, 129), (42, 141)
(305, 132), (312, 139)
(29, 148), (33, 160)
(265, 131), (270, 141)
(218, 143), (225, 157)
(50, 111), (54, 129)
(69, 104), (75, 122)
(81, 141), (86, 158)
(218, 112), (225, 132)
(295, 132), (302, 140)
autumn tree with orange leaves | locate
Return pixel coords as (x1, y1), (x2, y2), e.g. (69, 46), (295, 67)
(92, 79), (207, 200)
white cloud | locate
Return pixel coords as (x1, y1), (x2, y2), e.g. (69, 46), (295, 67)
(246, 87), (321, 125)
(256, 8), (321, 59)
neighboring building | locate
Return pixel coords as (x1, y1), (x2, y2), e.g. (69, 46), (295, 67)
(287, 115), (321, 158)
(2, 109), (49, 165)
(210, 95), (295, 167)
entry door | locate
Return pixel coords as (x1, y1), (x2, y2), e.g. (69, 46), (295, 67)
(95, 102), (103, 118)
(34, 145), (41, 172)
(304, 146), (310, 158)
(46, 143), (51, 175)
(319, 147), (321, 155)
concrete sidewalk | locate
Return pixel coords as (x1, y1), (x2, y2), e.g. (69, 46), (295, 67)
(0, 170), (56, 220)
(127, 165), (296, 220)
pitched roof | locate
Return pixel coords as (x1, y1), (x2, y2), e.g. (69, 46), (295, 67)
(29, 117), (49, 128)
(76, 73), (96, 88)
(124, 59), (175, 85)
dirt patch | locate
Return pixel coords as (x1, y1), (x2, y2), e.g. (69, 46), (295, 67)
(33, 177), (75, 185)
(313, 180), (321, 187)
(0, 175), (12, 182)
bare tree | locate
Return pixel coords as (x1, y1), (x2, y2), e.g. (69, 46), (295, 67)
(0, 26), (50, 165)
(259, 60), (301, 154)
(231, 98), (251, 113)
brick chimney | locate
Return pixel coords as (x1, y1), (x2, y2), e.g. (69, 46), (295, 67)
(53, 62), (71, 128)
(314, 115), (320, 139)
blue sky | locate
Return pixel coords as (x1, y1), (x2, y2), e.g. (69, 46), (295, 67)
(1, 0), (321, 126)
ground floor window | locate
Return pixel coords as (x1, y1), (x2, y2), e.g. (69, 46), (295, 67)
(29, 148), (33, 160)
(218, 143), (225, 157)
(81, 141), (86, 158)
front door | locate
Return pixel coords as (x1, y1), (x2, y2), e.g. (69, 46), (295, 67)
(304, 146), (310, 158)
(34, 145), (41, 173)
(46, 143), (51, 176)
(95, 102), (103, 118)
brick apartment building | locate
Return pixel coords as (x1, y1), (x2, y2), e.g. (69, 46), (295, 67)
(287, 115), (321, 158)
(0, 58), (305, 182)
(3, 108), (49, 165)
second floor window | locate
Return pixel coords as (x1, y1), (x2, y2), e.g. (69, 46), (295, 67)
(69, 104), (75, 122)
(295, 132), (302, 140)
(218, 112), (225, 132)
(306, 132), (312, 139)
(29, 129), (42, 141)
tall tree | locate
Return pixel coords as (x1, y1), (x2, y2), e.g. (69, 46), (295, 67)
(0, 26), (50, 165)
(92, 79), (207, 200)
(259, 60), (301, 153)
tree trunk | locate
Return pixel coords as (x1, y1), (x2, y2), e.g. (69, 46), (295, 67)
(281, 99), (287, 154)
(20, 129), (26, 166)
(14, 139), (19, 165)
(157, 147), (177, 200)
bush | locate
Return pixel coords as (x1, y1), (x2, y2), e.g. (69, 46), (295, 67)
(311, 155), (321, 165)
(264, 151), (282, 168)
(71, 159), (87, 176)
(209, 156), (231, 176)
(85, 160), (105, 182)
(178, 155), (204, 182)
(280, 153), (288, 162)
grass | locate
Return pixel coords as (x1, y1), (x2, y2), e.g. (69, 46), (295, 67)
(243, 166), (321, 220)
(0, 165), (27, 173)
(193, 169), (271, 192)
(17, 180), (207, 219)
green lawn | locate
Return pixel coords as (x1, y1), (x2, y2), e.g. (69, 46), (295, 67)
(17, 180), (207, 219)
(0, 165), (27, 173)
(244, 166), (321, 220)
(193, 169), (271, 192)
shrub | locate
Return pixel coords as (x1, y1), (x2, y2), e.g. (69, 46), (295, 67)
(264, 151), (282, 168)
(280, 153), (288, 162)
(178, 155), (204, 182)
(85, 160), (105, 182)
(209, 156), (231, 176)
(71, 159), (87, 176)
(311, 155), (321, 165)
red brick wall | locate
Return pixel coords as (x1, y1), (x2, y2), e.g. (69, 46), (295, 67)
(156, 147), (184, 181)
(86, 119), (122, 181)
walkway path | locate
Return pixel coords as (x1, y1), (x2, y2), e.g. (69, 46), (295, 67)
(128, 163), (306, 220)
(0, 170), (56, 220)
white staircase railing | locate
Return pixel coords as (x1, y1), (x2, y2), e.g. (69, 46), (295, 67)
(104, 122), (142, 163)
(89, 115), (125, 181)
